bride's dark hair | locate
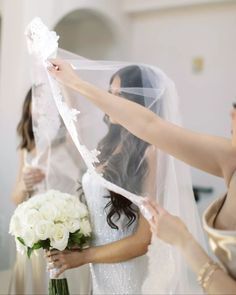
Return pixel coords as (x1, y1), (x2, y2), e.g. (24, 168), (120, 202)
(97, 65), (150, 229)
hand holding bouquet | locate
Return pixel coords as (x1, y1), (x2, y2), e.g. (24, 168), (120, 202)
(9, 189), (92, 295)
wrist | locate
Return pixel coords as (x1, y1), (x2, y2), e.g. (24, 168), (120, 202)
(176, 229), (194, 251)
(81, 247), (95, 264)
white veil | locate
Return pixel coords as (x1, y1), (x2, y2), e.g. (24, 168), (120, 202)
(25, 18), (206, 294)
(26, 20), (86, 194)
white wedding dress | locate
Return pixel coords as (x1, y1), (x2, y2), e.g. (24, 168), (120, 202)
(82, 171), (148, 294)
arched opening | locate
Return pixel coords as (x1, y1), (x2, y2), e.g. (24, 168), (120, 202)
(54, 9), (124, 60)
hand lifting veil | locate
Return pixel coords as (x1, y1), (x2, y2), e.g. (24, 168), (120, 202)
(25, 18), (206, 294)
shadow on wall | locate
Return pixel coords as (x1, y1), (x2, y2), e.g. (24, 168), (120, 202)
(54, 9), (122, 60)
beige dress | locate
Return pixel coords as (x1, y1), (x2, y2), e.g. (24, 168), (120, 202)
(8, 149), (91, 294)
(203, 196), (236, 279)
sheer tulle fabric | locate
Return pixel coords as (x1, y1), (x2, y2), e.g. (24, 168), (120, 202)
(25, 18), (206, 294)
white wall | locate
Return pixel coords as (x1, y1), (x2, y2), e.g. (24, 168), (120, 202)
(55, 9), (127, 60)
(0, 0), (128, 272)
(129, 2), (236, 210)
(123, 0), (235, 12)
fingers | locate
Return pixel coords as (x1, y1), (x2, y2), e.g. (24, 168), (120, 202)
(46, 254), (59, 263)
(24, 173), (44, 184)
(141, 198), (169, 237)
(54, 264), (68, 278)
(46, 250), (68, 278)
(47, 58), (68, 72)
(23, 168), (45, 178)
(47, 260), (61, 270)
(144, 198), (168, 216)
(23, 168), (45, 189)
(45, 249), (61, 258)
(142, 199), (159, 220)
(48, 58), (64, 67)
(47, 66), (58, 76)
(46, 252), (61, 268)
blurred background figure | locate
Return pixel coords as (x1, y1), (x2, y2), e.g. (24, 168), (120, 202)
(8, 89), (91, 294)
(0, 0), (235, 293)
(9, 89), (47, 294)
(11, 89), (45, 205)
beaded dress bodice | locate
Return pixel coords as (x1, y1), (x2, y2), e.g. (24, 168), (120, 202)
(82, 171), (148, 294)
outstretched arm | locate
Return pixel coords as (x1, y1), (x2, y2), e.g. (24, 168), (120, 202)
(144, 199), (236, 295)
(46, 213), (151, 277)
(48, 60), (236, 185)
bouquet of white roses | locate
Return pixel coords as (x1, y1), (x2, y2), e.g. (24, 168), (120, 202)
(9, 189), (92, 295)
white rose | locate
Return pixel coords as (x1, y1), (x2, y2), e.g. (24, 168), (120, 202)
(22, 227), (37, 248)
(15, 238), (27, 255)
(77, 203), (88, 219)
(22, 209), (42, 227)
(51, 224), (69, 251)
(35, 220), (53, 240)
(65, 218), (80, 233)
(9, 215), (22, 236)
(53, 200), (69, 222)
(80, 219), (92, 237)
(27, 196), (42, 210)
(65, 202), (80, 219)
(39, 204), (58, 221)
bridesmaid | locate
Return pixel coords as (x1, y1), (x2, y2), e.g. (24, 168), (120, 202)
(9, 89), (47, 295)
(9, 89), (91, 295)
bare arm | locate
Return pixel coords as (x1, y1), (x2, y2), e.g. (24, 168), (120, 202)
(11, 150), (29, 205)
(182, 236), (236, 295)
(47, 213), (151, 276)
(145, 199), (236, 295)
(87, 213), (151, 263)
(48, 61), (236, 186)
(78, 81), (236, 185)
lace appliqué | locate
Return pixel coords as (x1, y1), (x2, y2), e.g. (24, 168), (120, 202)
(25, 17), (59, 62)
(26, 17), (143, 208)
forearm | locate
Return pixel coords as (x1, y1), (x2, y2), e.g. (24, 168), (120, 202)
(73, 79), (236, 179)
(11, 181), (29, 205)
(83, 235), (149, 264)
(179, 234), (236, 294)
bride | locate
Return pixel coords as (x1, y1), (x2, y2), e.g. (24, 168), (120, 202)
(26, 18), (207, 294)
(47, 65), (155, 294)
(45, 61), (206, 294)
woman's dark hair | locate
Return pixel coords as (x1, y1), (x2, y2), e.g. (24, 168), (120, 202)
(17, 89), (35, 152)
(97, 65), (150, 229)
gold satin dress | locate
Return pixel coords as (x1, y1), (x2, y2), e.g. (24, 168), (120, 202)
(203, 196), (236, 279)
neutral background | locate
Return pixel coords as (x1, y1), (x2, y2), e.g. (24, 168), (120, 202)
(0, 0), (235, 291)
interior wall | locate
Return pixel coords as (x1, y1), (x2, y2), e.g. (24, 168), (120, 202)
(0, 0), (129, 274)
(129, 2), (236, 210)
(54, 10), (123, 60)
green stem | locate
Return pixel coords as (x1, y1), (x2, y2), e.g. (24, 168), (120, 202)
(48, 278), (70, 295)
